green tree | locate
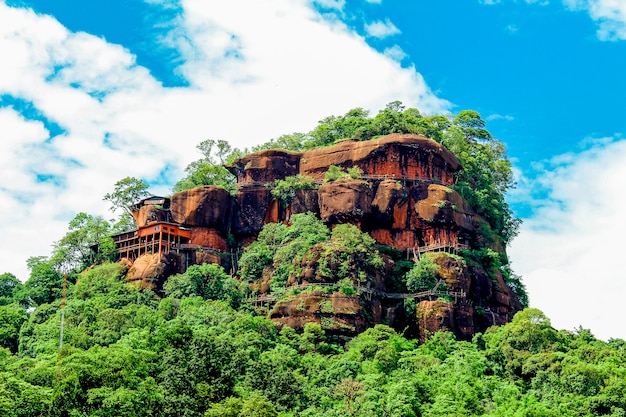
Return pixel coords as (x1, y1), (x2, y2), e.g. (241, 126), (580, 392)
(239, 393), (277, 417)
(103, 176), (150, 217)
(165, 263), (242, 308)
(244, 345), (303, 409)
(271, 175), (317, 206)
(204, 397), (243, 417)
(20, 257), (63, 307)
(252, 132), (307, 152)
(51, 212), (114, 272)
(404, 254), (440, 293)
(0, 304), (28, 353)
(303, 107), (372, 149)
(0, 273), (21, 305)
(442, 113), (520, 243)
(174, 139), (237, 193)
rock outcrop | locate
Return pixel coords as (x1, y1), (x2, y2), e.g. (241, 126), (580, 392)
(170, 186), (232, 229)
(271, 291), (367, 339)
(318, 178), (373, 225)
(118, 133), (520, 341)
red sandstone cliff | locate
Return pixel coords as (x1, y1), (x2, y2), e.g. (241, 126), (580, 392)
(120, 133), (520, 340)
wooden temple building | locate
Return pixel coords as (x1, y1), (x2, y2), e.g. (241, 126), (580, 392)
(111, 196), (192, 262)
(112, 222), (191, 262)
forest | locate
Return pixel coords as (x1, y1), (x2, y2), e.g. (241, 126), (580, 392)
(1, 103), (625, 416)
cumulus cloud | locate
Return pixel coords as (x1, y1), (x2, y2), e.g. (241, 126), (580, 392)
(563, 0), (626, 40)
(509, 137), (626, 340)
(364, 19), (401, 39)
(0, 1), (450, 280)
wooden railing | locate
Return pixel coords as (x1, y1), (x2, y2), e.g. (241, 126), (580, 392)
(236, 174), (447, 191)
(408, 242), (470, 262)
(361, 174), (441, 184)
(246, 281), (466, 305)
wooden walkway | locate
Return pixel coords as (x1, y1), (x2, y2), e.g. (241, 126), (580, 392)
(236, 174), (446, 191)
(246, 281), (466, 305)
(408, 242), (469, 262)
(361, 174), (442, 184)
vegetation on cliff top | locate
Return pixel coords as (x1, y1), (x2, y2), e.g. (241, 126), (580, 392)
(176, 101), (519, 244)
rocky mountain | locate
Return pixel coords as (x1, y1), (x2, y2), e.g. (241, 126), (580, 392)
(121, 133), (521, 341)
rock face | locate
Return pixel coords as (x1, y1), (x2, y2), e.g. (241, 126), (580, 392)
(135, 205), (169, 228)
(126, 253), (182, 290)
(227, 150), (300, 185)
(298, 134), (460, 184)
(318, 178), (373, 224)
(118, 133), (521, 341)
(270, 291), (367, 338)
(170, 186), (232, 229)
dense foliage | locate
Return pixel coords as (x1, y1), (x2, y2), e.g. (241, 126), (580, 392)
(0, 262), (624, 416)
(270, 175), (318, 206)
(173, 139), (239, 194)
(238, 213), (382, 297)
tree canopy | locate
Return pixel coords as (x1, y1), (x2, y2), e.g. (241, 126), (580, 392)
(0, 261), (623, 417)
(103, 176), (151, 232)
(173, 139), (238, 194)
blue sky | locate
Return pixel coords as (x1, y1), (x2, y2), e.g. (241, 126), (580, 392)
(1, 0), (625, 340)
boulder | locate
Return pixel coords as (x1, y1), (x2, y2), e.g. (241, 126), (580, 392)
(318, 178), (373, 224)
(270, 291), (366, 337)
(232, 187), (272, 236)
(170, 186), (232, 229)
(226, 149), (300, 184)
(291, 189), (320, 216)
(416, 300), (455, 343)
(431, 252), (471, 295)
(135, 205), (169, 227)
(126, 253), (181, 290)
(415, 184), (474, 230)
(190, 227), (229, 252)
(371, 179), (408, 228)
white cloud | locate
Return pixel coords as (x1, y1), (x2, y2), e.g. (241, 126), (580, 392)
(506, 24), (520, 34)
(484, 0), (626, 41)
(365, 0), (383, 4)
(0, 1), (450, 281)
(364, 19), (401, 39)
(509, 138), (626, 341)
(383, 45), (407, 61)
(563, 0), (626, 40)
(486, 113), (515, 121)
(312, 0), (346, 10)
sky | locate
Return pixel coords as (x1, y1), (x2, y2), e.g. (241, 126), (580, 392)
(1, 0), (625, 340)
